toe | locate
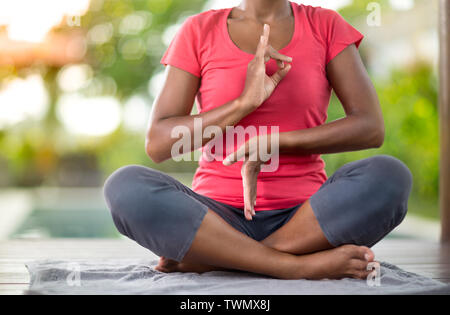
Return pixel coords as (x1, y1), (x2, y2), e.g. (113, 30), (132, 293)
(352, 270), (372, 280)
(350, 258), (369, 271)
(154, 265), (166, 272)
(155, 257), (180, 272)
(355, 246), (375, 262)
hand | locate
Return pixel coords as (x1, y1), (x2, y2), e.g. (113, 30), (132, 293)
(223, 135), (274, 220)
(239, 24), (292, 111)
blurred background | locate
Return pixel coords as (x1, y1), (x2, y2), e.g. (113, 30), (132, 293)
(0, 0), (440, 240)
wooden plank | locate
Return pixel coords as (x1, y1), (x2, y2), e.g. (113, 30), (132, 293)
(439, 0), (450, 242)
(0, 238), (155, 260)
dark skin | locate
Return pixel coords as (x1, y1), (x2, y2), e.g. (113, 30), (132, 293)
(147, 0), (383, 279)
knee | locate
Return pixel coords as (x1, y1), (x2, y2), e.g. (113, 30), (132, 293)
(368, 155), (413, 196)
(103, 165), (161, 229)
(104, 165), (142, 218)
(367, 155), (413, 225)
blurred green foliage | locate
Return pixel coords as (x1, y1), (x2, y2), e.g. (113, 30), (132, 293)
(80, 0), (206, 98)
(324, 63), (439, 218)
(0, 0), (206, 186)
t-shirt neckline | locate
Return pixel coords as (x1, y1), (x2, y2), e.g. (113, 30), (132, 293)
(222, 1), (299, 57)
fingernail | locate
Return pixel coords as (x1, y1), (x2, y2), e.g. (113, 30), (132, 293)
(264, 23), (269, 30)
(364, 254), (370, 261)
(260, 35), (264, 43)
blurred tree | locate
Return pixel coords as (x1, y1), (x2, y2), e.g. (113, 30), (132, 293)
(324, 62), (439, 218)
(80, 0), (206, 98)
(0, 0), (207, 186)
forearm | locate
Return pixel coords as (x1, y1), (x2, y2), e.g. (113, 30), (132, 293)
(146, 97), (252, 162)
(280, 114), (385, 155)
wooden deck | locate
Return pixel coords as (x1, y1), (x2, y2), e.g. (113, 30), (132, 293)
(0, 238), (449, 295)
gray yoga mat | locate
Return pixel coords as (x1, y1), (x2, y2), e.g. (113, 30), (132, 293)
(25, 259), (450, 295)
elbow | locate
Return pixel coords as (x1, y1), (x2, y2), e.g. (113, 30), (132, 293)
(371, 129), (384, 148)
(145, 137), (166, 164)
(368, 120), (385, 148)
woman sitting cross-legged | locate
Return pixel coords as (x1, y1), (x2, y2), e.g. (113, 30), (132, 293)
(104, 0), (412, 280)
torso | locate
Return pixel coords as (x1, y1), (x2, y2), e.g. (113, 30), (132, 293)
(169, 2), (361, 210)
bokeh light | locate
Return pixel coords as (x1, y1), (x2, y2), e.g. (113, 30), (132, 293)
(119, 11), (153, 35)
(123, 95), (152, 132)
(56, 94), (121, 137)
(0, 75), (49, 129)
(389, 0), (415, 11)
(87, 22), (114, 45)
(204, 0), (352, 10)
(0, 0), (91, 43)
(148, 70), (166, 99)
(57, 64), (93, 92)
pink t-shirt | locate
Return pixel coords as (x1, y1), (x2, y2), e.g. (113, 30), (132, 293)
(160, 2), (364, 210)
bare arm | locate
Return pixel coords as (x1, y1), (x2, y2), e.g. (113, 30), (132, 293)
(146, 66), (248, 163)
(281, 44), (385, 154)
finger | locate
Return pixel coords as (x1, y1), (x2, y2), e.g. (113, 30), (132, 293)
(268, 45), (293, 63)
(263, 23), (270, 40)
(242, 169), (257, 220)
(276, 60), (285, 69)
(223, 151), (237, 166)
(255, 24), (270, 60)
(223, 142), (248, 166)
(255, 35), (267, 61)
(270, 63), (291, 86)
(243, 181), (256, 218)
(244, 207), (253, 221)
(244, 197), (254, 220)
(251, 185), (257, 208)
(243, 178), (253, 220)
(244, 163), (260, 216)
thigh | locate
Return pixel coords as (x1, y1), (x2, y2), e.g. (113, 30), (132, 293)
(175, 180), (301, 241)
(104, 165), (255, 259)
(185, 189), (256, 239)
(248, 205), (301, 241)
(127, 166), (255, 239)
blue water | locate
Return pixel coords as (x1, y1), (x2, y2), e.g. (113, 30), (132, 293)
(11, 208), (120, 238)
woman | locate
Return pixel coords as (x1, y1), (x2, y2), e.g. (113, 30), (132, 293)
(104, 0), (412, 280)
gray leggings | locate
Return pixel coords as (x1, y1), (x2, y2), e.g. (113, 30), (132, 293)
(103, 155), (412, 262)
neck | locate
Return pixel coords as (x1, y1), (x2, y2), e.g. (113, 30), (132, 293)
(238, 0), (291, 21)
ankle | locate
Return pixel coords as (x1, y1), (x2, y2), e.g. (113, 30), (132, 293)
(272, 253), (307, 279)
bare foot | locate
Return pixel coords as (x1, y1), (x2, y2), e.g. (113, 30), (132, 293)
(293, 244), (376, 280)
(155, 257), (180, 273)
(156, 245), (376, 280)
(155, 257), (224, 273)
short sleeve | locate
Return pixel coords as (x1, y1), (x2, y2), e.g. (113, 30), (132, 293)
(160, 16), (201, 77)
(323, 10), (364, 64)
